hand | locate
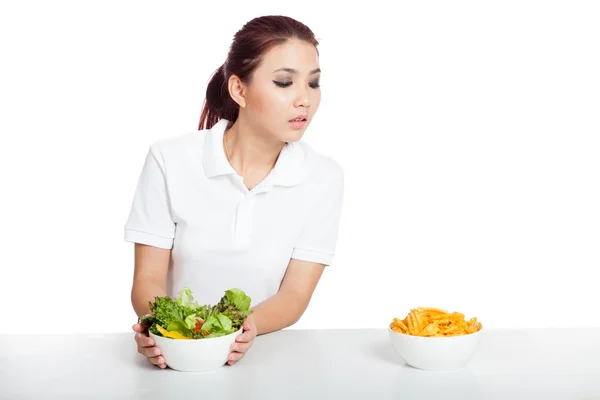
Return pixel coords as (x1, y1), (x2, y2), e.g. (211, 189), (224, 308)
(133, 320), (166, 369)
(227, 317), (257, 366)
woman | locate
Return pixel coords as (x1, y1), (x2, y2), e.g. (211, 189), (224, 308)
(126, 15), (345, 369)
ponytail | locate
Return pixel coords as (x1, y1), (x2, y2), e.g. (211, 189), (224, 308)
(198, 64), (239, 130)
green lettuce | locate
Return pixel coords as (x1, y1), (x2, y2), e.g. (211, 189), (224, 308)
(176, 287), (201, 310)
(166, 319), (192, 337)
(184, 313), (198, 330)
(140, 287), (253, 339)
(201, 314), (235, 337)
(224, 288), (251, 311)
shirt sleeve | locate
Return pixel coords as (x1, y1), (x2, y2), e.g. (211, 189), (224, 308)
(291, 166), (345, 266)
(124, 146), (176, 249)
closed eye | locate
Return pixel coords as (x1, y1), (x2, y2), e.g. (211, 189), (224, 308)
(273, 81), (292, 88)
(273, 81), (321, 89)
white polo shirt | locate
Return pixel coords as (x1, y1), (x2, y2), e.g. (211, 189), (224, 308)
(124, 119), (344, 307)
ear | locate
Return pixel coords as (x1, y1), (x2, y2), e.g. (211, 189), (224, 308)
(228, 74), (247, 108)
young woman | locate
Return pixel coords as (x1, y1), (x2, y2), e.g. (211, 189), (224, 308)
(126, 15), (345, 368)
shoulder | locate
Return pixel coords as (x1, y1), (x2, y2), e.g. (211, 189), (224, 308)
(149, 130), (205, 157)
(297, 141), (344, 187)
(142, 131), (207, 171)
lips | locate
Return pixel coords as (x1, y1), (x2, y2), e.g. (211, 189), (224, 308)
(289, 114), (308, 122)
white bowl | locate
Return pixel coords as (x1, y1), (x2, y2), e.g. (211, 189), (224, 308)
(388, 327), (483, 371)
(150, 328), (243, 372)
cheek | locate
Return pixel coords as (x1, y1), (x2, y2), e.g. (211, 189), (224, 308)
(311, 90), (321, 110)
(251, 87), (291, 117)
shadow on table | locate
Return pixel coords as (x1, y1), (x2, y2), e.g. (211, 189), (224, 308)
(371, 340), (408, 366)
(112, 334), (163, 371)
(371, 341), (483, 399)
(371, 340), (484, 397)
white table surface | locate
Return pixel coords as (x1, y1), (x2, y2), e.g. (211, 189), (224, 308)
(1, 328), (599, 399)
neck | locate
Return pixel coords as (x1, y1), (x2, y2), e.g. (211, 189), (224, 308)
(224, 117), (284, 177)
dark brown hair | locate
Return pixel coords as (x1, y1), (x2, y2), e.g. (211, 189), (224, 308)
(198, 15), (319, 130)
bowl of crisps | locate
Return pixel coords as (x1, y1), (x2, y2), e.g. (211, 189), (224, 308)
(388, 307), (483, 371)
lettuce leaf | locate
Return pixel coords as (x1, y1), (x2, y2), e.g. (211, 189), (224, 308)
(176, 287), (200, 310)
(184, 313), (198, 330)
(148, 296), (186, 334)
(200, 314), (235, 338)
(224, 288), (251, 311)
(166, 319), (192, 337)
(142, 287), (253, 338)
(210, 288), (253, 329)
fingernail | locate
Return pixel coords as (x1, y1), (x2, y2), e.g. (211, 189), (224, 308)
(153, 349), (161, 356)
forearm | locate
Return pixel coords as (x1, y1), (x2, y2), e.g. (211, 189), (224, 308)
(250, 291), (307, 335)
(131, 280), (167, 317)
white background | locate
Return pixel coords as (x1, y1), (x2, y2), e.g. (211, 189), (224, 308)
(1, 1), (598, 334)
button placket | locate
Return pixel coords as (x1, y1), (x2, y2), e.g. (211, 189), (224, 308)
(230, 176), (271, 245)
(234, 194), (256, 241)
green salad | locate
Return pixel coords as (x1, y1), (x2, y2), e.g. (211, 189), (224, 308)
(140, 287), (253, 339)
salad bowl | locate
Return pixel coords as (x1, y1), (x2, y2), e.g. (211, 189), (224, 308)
(150, 327), (243, 372)
(140, 287), (253, 372)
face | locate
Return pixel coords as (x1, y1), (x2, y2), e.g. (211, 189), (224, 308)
(233, 38), (321, 142)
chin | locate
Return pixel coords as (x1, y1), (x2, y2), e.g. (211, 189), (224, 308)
(283, 131), (305, 143)
(285, 124), (310, 141)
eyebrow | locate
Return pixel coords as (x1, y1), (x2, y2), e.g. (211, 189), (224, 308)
(272, 68), (321, 75)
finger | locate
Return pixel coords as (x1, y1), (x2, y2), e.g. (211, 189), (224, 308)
(243, 320), (255, 331)
(235, 334), (248, 343)
(236, 331), (256, 343)
(148, 355), (167, 368)
(228, 351), (244, 363)
(134, 329), (150, 341)
(231, 341), (252, 353)
(141, 346), (162, 359)
(135, 333), (153, 347)
(132, 323), (147, 333)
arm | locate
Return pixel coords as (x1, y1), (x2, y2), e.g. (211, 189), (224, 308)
(248, 163), (344, 335)
(131, 243), (171, 317)
(250, 258), (325, 335)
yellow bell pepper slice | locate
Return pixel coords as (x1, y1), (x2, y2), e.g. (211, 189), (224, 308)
(156, 324), (191, 340)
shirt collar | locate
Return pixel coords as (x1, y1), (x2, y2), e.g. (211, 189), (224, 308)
(269, 140), (308, 187)
(202, 119), (308, 187)
(202, 119), (236, 178)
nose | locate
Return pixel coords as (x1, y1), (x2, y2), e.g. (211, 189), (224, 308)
(294, 86), (310, 109)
